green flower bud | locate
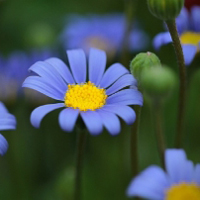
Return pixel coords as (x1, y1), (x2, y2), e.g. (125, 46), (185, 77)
(140, 65), (177, 98)
(147, 0), (184, 20)
(130, 52), (161, 81)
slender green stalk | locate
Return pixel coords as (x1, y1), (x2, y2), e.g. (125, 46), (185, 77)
(153, 100), (166, 169)
(131, 105), (141, 177)
(74, 128), (87, 200)
(165, 19), (186, 148)
(120, 0), (137, 65)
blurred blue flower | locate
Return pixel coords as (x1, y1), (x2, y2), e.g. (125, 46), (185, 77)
(23, 48), (143, 135)
(127, 149), (200, 199)
(153, 6), (200, 65)
(0, 49), (54, 102)
(0, 102), (16, 155)
(60, 14), (149, 57)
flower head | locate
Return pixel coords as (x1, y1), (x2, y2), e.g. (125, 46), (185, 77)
(127, 149), (200, 200)
(60, 14), (148, 57)
(22, 48), (143, 135)
(0, 102), (16, 155)
(153, 7), (200, 65)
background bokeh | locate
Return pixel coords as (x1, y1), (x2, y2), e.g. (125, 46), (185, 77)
(0, 0), (200, 199)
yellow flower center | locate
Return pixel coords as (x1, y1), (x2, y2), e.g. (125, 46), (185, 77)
(180, 32), (200, 47)
(64, 81), (107, 111)
(165, 182), (200, 200)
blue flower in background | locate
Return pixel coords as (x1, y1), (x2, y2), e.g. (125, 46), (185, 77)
(0, 49), (54, 102)
(23, 48), (143, 135)
(60, 14), (149, 57)
(127, 149), (200, 199)
(153, 7), (200, 65)
(0, 102), (16, 155)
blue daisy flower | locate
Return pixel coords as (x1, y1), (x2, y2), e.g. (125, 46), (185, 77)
(60, 14), (149, 57)
(0, 102), (16, 155)
(127, 149), (200, 199)
(153, 6), (200, 65)
(22, 48), (143, 135)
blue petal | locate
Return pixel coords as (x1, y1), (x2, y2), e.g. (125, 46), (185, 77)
(23, 76), (65, 100)
(0, 117), (16, 131)
(191, 6), (200, 32)
(102, 105), (136, 125)
(31, 103), (65, 128)
(194, 164), (200, 185)
(182, 45), (197, 65)
(0, 102), (8, 113)
(176, 8), (189, 34)
(59, 108), (79, 132)
(184, 160), (194, 182)
(29, 61), (67, 94)
(0, 134), (8, 156)
(89, 48), (106, 85)
(126, 165), (169, 199)
(45, 58), (75, 84)
(106, 74), (136, 95)
(165, 149), (190, 184)
(67, 49), (86, 83)
(80, 111), (103, 135)
(107, 89), (143, 106)
(153, 32), (172, 50)
(99, 63), (129, 88)
(96, 110), (120, 135)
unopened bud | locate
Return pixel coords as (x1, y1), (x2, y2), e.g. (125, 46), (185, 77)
(130, 52), (161, 81)
(147, 0), (184, 20)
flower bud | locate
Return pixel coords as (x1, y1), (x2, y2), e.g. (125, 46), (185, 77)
(147, 0), (184, 20)
(130, 52), (161, 81)
(140, 65), (177, 98)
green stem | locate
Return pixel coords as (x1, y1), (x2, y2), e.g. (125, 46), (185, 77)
(153, 100), (166, 168)
(165, 20), (186, 148)
(131, 105), (141, 177)
(120, 0), (137, 65)
(74, 128), (87, 200)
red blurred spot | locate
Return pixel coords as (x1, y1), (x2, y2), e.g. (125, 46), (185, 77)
(185, 0), (200, 10)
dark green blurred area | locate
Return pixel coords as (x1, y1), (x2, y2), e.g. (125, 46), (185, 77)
(0, 0), (200, 199)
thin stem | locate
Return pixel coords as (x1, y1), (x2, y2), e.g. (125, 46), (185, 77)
(120, 0), (137, 65)
(74, 128), (87, 200)
(165, 20), (186, 148)
(153, 100), (166, 169)
(130, 105), (141, 177)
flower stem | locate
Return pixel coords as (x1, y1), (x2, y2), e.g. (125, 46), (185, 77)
(120, 0), (137, 65)
(153, 100), (166, 169)
(165, 19), (186, 148)
(74, 128), (87, 200)
(130, 105), (141, 177)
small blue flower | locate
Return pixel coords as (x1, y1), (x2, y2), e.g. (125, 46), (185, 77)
(153, 6), (200, 65)
(60, 14), (149, 57)
(0, 49), (54, 102)
(22, 48), (143, 135)
(126, 149), (200, 199)
(0, 102), (16, 155)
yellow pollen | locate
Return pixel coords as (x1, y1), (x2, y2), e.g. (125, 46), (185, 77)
(165, 182), (200, 200)
(64, 81), (107, 111)
(180, 32), (200, 47)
